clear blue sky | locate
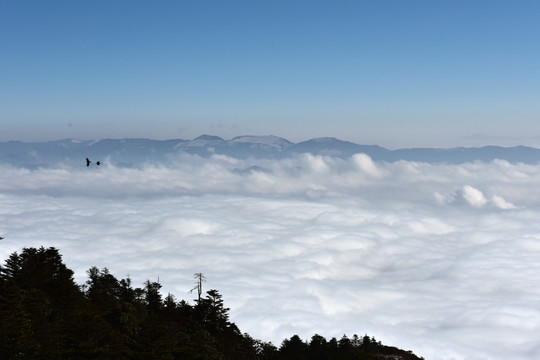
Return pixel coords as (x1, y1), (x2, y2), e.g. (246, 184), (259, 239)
(1, 0), (539, 148)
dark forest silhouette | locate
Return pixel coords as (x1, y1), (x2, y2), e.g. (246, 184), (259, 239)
(0, 247), (423, 360)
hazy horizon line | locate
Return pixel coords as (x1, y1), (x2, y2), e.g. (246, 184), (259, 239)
(3, 134), (540, 151)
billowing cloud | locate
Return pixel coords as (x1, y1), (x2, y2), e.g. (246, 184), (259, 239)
(350, 153), (382, 177)
(491, 194), (516, 209)
(462, 185), (487, 207)
(1, 155), (540, 360)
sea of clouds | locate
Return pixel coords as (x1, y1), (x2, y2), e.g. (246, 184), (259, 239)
(1, 153), (540, 360)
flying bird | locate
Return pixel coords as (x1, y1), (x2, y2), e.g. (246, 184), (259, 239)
(0, 236), (4, 240)
(86, 158), (102, 166)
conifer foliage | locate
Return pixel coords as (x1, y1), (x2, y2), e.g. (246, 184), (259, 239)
(0, 247), (423, 360)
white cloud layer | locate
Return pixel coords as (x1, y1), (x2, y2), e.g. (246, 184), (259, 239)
(1, 154), (540, 359)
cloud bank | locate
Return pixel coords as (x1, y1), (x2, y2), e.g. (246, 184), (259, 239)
(1, 154), (539, 360)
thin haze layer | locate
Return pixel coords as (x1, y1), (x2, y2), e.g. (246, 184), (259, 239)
(1, 154), (539, 360)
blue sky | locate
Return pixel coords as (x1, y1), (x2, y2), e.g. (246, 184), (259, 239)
(1, 0), (539, 148)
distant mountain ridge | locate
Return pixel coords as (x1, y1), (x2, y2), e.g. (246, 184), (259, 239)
(1, 135), (540, 168)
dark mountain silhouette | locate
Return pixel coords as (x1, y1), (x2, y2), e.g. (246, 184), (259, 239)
(1, 135), (540, 168)
(290, 137), (390, 159)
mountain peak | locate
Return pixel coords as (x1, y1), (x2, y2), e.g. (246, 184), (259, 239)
(230, 135), (293, 149)
(193, 135), (225, 142)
